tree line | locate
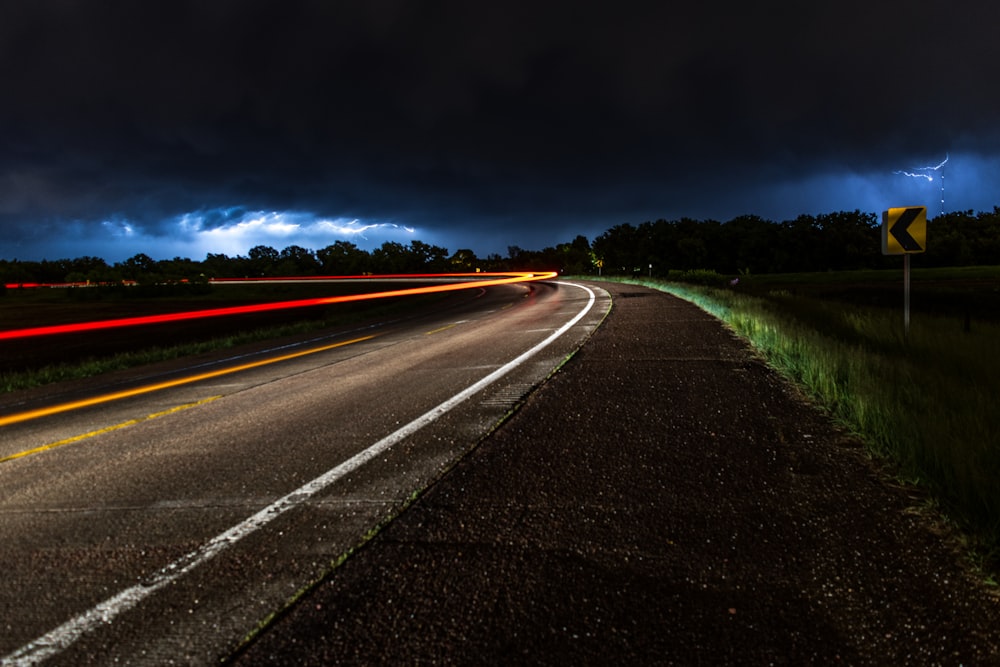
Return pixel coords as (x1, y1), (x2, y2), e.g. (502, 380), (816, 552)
(2, 208), (999, 286)
(593, 208), (1000, 276)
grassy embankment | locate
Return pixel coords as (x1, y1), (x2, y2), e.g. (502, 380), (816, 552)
(603, 266), (1000, 576)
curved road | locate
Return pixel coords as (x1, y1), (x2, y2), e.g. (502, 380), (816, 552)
(0, 280), (610, 665)
(233, 280), (1000, 665)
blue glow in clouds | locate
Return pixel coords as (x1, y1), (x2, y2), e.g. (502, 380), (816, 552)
(55, 209), (422, 263)
(173, 210), (417, 257)
(6, 152), (998, 263)
(734, 152), (999, 224)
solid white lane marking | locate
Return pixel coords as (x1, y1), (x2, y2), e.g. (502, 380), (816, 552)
(2, 282), (597, 667)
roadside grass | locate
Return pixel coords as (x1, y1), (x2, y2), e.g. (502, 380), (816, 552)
(740, 264), (1000, 286)
(599, 273), (1000, 575)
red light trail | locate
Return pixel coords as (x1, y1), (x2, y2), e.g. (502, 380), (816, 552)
(0, 272), (557, 341)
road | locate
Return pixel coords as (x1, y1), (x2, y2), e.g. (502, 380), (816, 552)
(231, 280), (1000, 666)
(0, 279), (610, 666)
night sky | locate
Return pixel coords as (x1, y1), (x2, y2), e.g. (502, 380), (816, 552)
(3, 1), (1000, 262)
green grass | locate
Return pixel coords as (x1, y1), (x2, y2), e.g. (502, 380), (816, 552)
(600, 274), (1000, 572)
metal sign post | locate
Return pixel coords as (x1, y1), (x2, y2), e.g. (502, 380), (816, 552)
(904, 253), (911, 336)
(882, 206), (927, 340)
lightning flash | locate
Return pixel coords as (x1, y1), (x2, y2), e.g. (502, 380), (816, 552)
(894, 153), (949, 214)
(895, 153), (949, 181)
(895, 170), (933, 181)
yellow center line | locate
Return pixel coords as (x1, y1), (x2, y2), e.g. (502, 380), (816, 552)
(424, 323), (459, 335)
(0, 334), (376, 429)
(0, 396), (222, 464)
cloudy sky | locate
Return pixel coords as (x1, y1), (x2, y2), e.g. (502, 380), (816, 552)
(2, 0), (999, 262)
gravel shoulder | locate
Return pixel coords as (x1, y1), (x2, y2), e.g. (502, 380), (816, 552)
(230, 281), (1000, 665)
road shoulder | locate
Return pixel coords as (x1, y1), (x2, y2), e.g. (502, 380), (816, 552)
(231, 280), (1000, 665)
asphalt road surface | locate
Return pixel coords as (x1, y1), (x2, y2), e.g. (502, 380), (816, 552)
(0, 280), (608, 665)
(230, 281), (1000, 666)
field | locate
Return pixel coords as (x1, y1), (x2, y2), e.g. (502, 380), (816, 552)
(607, 266), (1000, 575)
(737, 265), (1000, 329)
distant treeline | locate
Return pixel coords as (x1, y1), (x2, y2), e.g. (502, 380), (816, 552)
(593, 208), (1000, 275)
(2, 208), (999, 286)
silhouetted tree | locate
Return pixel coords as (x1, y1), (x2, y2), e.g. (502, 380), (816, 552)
(247, 245), (280, 276)
(593, 223), (646, 275)
(370, 241), (409, 273)
(448, 248), (479, 272)
(202, 253), (239, 278)
(277, 245), (321, 275)
(407, 240), (450, 272)
(316, 241), (370, 275)
(555, 235), (593, 274)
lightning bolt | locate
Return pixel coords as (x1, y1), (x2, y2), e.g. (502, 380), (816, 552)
(894, 153), (949, 215)
(895, 153), (948, 182)
(895, 170), (933, 181)
(920, 154), (949, 171)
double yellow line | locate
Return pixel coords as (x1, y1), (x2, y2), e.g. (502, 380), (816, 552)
(0, 334), (375, 462)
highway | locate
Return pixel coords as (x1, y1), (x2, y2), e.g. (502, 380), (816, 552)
(0, 279), (610, 666)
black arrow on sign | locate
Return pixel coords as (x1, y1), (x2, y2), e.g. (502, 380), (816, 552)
(890, 207), (924, 252)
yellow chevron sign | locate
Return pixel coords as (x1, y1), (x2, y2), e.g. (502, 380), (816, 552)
(882, 206), (927, 254)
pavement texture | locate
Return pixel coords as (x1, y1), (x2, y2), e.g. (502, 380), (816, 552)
(229, 281), (1000, 665)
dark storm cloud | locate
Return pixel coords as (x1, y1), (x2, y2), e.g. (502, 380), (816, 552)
(2, 0), (1000, 259)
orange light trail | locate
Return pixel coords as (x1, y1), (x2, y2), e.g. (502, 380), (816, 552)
(0, 334), (376, 429)
(0, 272), (556, 341)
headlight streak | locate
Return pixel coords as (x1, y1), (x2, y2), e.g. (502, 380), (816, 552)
(0, 272), (557, 341)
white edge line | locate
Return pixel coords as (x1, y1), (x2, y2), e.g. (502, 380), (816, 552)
(2, 281), (596, 667)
